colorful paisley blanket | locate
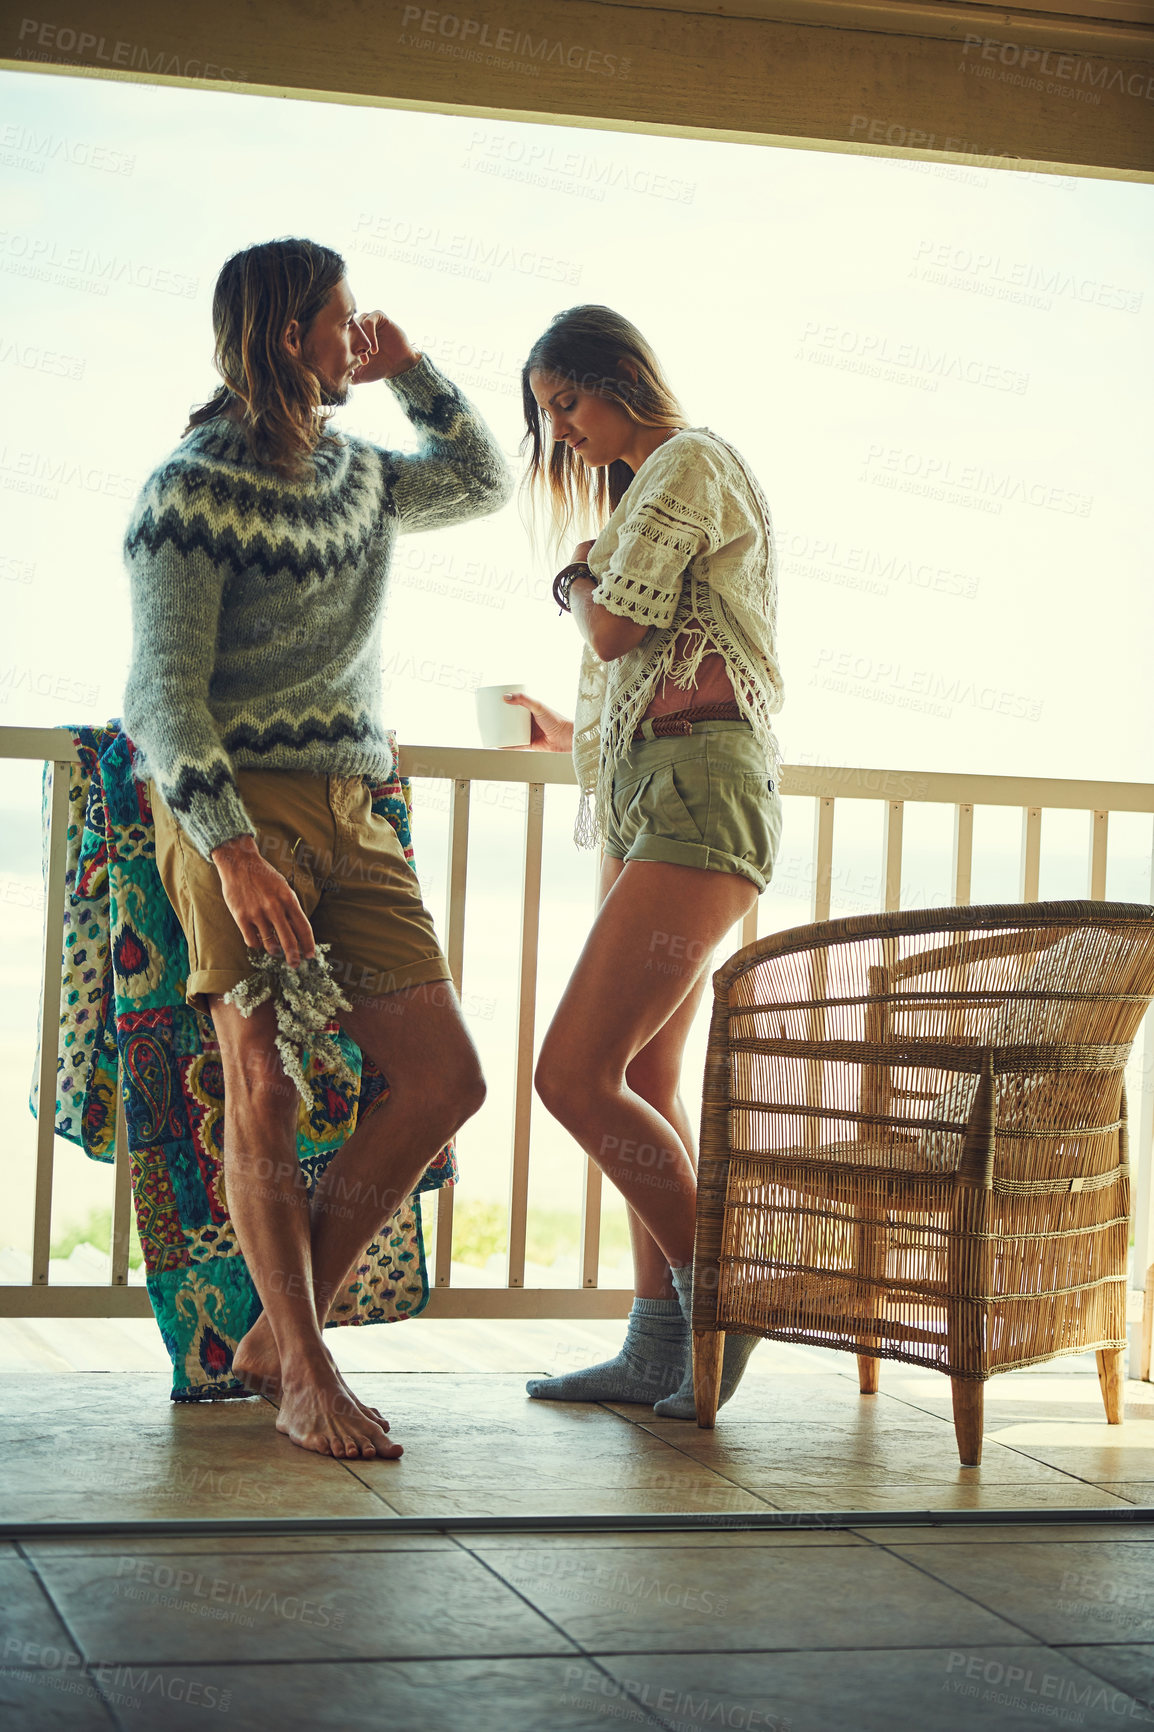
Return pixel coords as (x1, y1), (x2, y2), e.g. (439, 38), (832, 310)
(32, 723), (456, 1401)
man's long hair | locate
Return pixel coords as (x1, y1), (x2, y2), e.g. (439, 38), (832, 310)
(184, 238), (347, 480)
(520, 304), (688, 560)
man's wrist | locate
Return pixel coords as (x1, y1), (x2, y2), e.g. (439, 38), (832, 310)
(211, 834), (259, 867)
(384, 349), (423, 380)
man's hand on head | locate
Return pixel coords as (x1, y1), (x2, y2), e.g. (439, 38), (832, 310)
(353, 312), (421, 385)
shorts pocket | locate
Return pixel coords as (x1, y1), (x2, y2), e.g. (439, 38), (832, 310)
(653, 759), (706, 844)
(614, 769), (658, 844)
(740, 775), (783, 882)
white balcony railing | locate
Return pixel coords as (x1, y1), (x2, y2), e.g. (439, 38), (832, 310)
(3, 726), (1154, 1371)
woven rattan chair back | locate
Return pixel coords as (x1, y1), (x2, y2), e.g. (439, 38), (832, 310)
(690, 900), (1154, 1464)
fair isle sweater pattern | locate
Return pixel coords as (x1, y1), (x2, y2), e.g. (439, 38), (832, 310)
(571, 427), (786, 849)
(122, 354), (514, 859)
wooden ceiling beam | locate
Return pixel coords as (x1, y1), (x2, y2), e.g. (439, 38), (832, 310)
(2, 0), (1151, 175)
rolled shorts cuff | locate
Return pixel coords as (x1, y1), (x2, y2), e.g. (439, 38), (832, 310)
(329, 954), (454, 1008)
(186, 967), (259, 1017)
(616, 833), (771, 894)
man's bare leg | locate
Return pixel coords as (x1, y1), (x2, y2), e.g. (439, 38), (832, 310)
(229, 977), (486, 1452)
(209, 994), (402, 1458)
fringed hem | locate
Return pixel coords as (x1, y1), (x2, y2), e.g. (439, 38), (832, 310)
(576, 596), (784, 851)
(569, 425), (786, 856)
(573, 787), (601, 851)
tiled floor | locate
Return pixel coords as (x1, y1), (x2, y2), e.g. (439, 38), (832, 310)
(4, 1317), (1154, 1519)
(3, 1323), (1154, 1726)
(6, 1520), (1154, 1728)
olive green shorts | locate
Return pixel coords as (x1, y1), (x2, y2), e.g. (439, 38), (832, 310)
(603, 720), (783, 893)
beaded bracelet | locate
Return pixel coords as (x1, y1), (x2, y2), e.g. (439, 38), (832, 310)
(552, 561), (593, 614)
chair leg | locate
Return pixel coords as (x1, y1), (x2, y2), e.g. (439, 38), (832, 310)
(693, 1329), (724, 1429)
(951, 1378), (984, 1466)
(854, 1212), (888, 1378)
(1097, 1347), (1125, 1423)
(857, 1354), (880, 1394)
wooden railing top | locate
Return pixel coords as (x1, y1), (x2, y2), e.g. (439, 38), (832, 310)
(5, 727), (1153, 816)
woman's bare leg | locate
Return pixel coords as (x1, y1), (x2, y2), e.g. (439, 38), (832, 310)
(623, 967), (711, 1298)
(535, 858), (757, 1270)
(526, 857), (753, 1403)
(591, 858), (709, 1301)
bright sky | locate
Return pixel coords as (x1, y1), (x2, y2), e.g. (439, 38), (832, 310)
(1, 67), (1151, 790)
(1, 67), (1152, 1239)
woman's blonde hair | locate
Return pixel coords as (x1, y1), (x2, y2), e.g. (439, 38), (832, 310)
(520, 305), (688, 559)
(184, 238), (347, 480)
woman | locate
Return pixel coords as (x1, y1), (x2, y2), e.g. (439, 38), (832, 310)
(507, 305), (784, 1419)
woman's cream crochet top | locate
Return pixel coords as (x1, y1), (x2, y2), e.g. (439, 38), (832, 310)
(570, 426), (785, 849)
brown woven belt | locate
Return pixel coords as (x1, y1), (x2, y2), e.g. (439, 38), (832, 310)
(631, 701), (745, 742)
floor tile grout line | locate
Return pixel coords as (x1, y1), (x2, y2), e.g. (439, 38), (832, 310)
(2, 1647), (601, 1670)
(603, 1393), (1113, 1493)
(822, 1365), (1136, 1461)
(529, 1640), (1154, 1658)
(4, 1660), (125, 1731)
(965, 1441), (1138, 1495)
(321, 1407), (789, 1511)
(592, 1400), (841, 1510)
(643, 1434), (1111, 1486)
(441, 1542), (613, 1663)
(416, 1530), (1154, 1722)
(12, 1542), (130, 1732)
(846, 1525), (1154, 1711)
(549, 1653), (693, 1732)
(828, 1535), (1063, 1652)
(454, 1550), (703, 1732)
(333, 1458), (413, 1514)
(1025, 1641), (1150, 1725)
(851, 1527), (1154, 1545)
(85, 1662), (132, 1732)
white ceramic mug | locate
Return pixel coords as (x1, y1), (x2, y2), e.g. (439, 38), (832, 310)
(475, 683), (531, 748)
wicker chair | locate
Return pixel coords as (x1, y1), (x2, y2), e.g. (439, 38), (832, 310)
(690, 900), (1154, 1466)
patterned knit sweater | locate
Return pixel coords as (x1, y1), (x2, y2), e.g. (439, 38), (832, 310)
(122, 355), (513, 859)
(572, 426), (785, 847)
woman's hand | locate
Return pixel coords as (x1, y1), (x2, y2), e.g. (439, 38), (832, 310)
(501, 693), (574, 753)
(571, 539), (595, 563)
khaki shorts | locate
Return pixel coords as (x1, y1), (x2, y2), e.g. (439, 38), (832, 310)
(151, 770), (453, 1014)
(603, 720), (782, 893)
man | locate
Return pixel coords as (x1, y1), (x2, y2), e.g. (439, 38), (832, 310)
(122, 237), (513, 1460)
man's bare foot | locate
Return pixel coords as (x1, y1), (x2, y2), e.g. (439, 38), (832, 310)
(233, 1314), (390, 1431)
(276, 1355), (403, 1460)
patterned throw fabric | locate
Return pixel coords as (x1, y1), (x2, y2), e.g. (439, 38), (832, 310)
(32, 722), (456, 1401)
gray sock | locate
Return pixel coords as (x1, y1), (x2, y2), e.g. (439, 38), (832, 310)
(652, 1263), (760, 1419)
(526, 1297), (687, 1404)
